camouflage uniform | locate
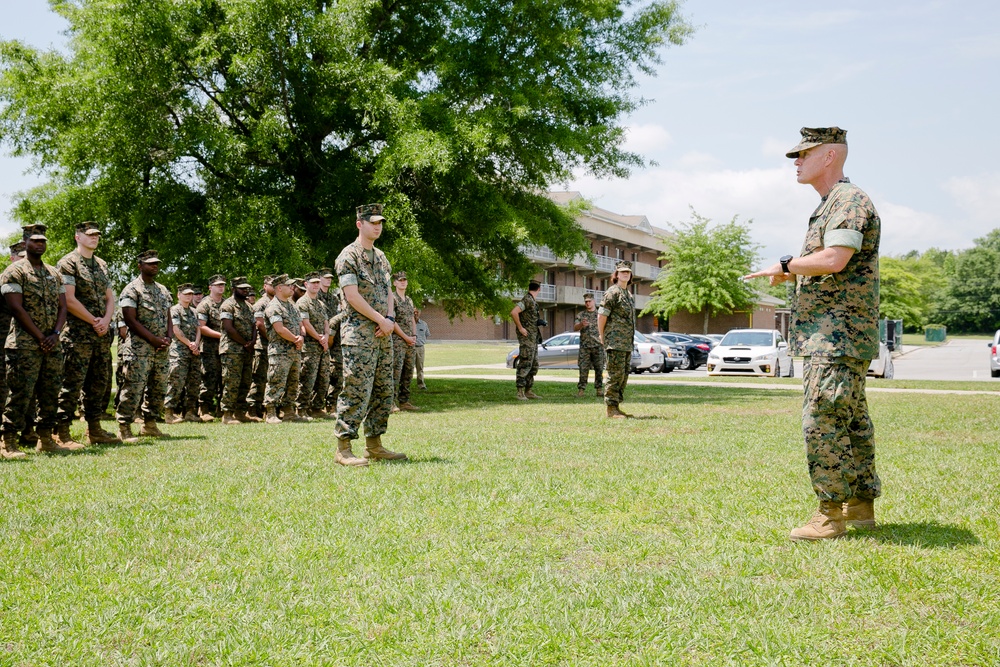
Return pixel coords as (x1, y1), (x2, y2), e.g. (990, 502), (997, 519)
(116, 276), (172, 423)
(324, 288), (347, 410)
(263, 297), (301, 410)
(0, 280), (11, 410)
(55, 249), (113, 425)
(599, 284), (635, 408)
(575, 309), (605, 392)
(248, 291), (272, 413)
(296, 292), (330, 412)
(112, 306), (128, 411)
(196, 295), (224, 413)
(0, 259), (66, 435)
(392, 292), (416, 405)
(166, 302), (200, 414)
(334, 240), (394, 441)
(514, 292), (539, 390)
(219, 295), (256, 413)
(791, 177), (881, 505)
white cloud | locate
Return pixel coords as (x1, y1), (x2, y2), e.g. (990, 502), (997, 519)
(942, 172), (1000, 223)
(622, 123), (673, 156)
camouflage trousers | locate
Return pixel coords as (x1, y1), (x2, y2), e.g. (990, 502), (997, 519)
(802, 356), (880, 504)
(114, 345), (126, 411)
(392, 337), (415, 405)
(326, 336), (343, 410)
(603, 349), (631, 407)
(414, 345), (425, 385)
(2, 347), (63, 435)
(248, 348), (269, 411)
(297, 342), (330, 412)
(199, 345), (222, 413)
(56, 337), (113, 424)
(116, 351), (168, 424)
(577, 345), (605, 391)
(515, 336), (538, 389)
(220, 350), (254, 413)
(166, 348), (200, 413)
(264, 351), (300, 409)
(334, 337), (393, 441)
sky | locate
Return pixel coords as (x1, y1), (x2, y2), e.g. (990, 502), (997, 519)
(1, 0), (998, 266)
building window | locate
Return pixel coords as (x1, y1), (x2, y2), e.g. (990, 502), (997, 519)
(600, 245), (608, 256)
(616, 248), (625, 260)
(631, 252), (638, 263)
(600, 278), (608, 291)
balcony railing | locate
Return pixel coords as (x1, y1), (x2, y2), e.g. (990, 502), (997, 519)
(537, 283), (557, 302)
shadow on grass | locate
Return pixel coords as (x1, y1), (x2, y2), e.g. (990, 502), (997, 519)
(79, 434), (211, 454)
(844, 521), (980, 548)
(413, 379), (785, 414)
(371, 455), (454, 466)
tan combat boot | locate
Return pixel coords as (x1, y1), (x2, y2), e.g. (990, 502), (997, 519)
(283, 410), (312, 423)
(576, 388), (585, 398)
(525, 389), (541, 400)
(87, 421), (121, 445)
(516, 388), (528, 401)
(399, 402), (419, 411)
(199, 408), (215, 423)
(164, 409), (183, 425)
(364, 435), (407, 461)
(183, 410), (201, 423)
(264, 406), (282, 424)
(221, 411), (241, 425)
(20, 427), (38, 447)
(1, 432), (26, 459)
(789, 500), (847, 541)
(844, 497), (876, 528)
(118, 423), (139, 444)
(35, 429), (73, 454)
(335, 438), (369, 467)
(140, 420), (166, 438)
(235, 411), (257, 423)
(607, 404), (627, 419)
(54, 423), (86, 450)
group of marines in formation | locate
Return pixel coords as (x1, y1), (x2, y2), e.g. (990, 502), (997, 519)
(0, 204), (422, 467)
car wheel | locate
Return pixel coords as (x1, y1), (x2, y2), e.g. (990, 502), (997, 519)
(648, 361), (663, 373)
(993, 368), (1000, 378)
(772, 361), (780, 377)
(679, 354), (693, 371)
(883, 357), (894, 379)
(785, 360), (795, 378)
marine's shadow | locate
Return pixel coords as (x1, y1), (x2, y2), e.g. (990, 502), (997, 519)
(843, 521), (979, 548)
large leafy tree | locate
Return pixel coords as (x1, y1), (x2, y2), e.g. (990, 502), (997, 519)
(933, 229), (1000, 333)
(0, 0), (690, 311)
(642, 211), (759, 334)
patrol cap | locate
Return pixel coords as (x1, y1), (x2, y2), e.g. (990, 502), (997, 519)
(22, 224), (47, 241)
(177, 282), (195, 295)
(291, 278), (305, 289)
(785, 126), (848, 158)
(393, 271), (407, 281)
(614, 260), (632, 272)
(272, 273), (292, 287)
(319, 267), (335, 278)
(192, 285), (204, 295)
(583, 293), (595, 300)
(10, 241), (25, 258)
(262, 275), (274, 286)
(75, 221), (101, 235)
(232, 276), (252, 289)
(209, 274), (227, 286)
(357, 203), (385, 222)
(138, 249), (161, 263)
(304, 271), (321, 283)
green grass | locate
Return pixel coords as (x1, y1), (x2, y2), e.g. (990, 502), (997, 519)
(2, 379), (1000, 664)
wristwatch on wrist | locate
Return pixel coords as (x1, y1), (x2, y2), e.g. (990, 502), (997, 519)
(385, 315), (395, 322)
(779, 255), (793, 274)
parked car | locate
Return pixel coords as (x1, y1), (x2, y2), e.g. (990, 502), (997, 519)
(702, 334), (725, 346)
(706, 328), (792, 377)
(659, 342), (685, 373)
(632, 332), (664, 373)
(685, 333), (719, 349)
(506, 332), (649, 371)
(867, 341), (894, 379)
(646, 332), (711, 371)
(990, 330), (1000, 378)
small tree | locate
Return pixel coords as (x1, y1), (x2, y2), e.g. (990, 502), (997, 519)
(642, 211), (759, 333)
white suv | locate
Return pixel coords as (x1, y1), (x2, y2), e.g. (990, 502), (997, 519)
(990, 330), (1000, 378)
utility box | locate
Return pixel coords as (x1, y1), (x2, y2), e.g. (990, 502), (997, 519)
(924, 325), (947, 342)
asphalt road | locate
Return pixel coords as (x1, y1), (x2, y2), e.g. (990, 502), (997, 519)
(891, 338), (998, 382)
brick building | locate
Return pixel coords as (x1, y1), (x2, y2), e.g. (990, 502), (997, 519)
(420, 192), (782, 341)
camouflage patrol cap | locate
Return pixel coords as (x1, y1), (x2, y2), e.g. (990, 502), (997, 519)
(22, 224), (47, 241)
(138, 249), (161, 263)
(583, 293), (595, 300)
(177, 283), (195, 295)
(262, 275), (274, 286)
(614, 260), (633, 272)
(357, 203), (385, 222)
(192, 285), (204, 295)
(304, 271), (321, 283)
(232, 276), (252, 289)
(272, 273), (291, 287)
(291, 278), (305, 289)
(392, 271), (407, 281)
(75, 221), (100, 235)
(10, 241), (25, 258)
(209, 274), (227, 286)
(785, 126), (848, 158)
(319, 267), (334, 278)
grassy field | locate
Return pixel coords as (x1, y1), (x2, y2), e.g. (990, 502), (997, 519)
(2, 377), (999, 665)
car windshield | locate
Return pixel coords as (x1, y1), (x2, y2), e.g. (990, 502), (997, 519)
(634, 332), (649, 343)
(720, 331), (775, 347)
(544, 334), (573, 346)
